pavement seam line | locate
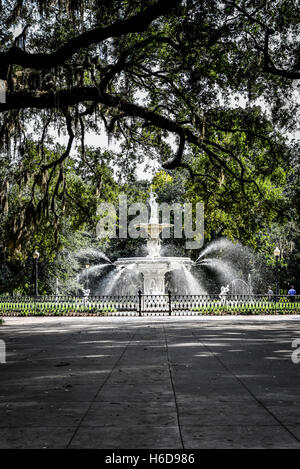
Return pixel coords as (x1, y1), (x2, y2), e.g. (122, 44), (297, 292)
(162, 324), (185, 449)
(192, 330), (300, 446)
(65, 330), (137, 449)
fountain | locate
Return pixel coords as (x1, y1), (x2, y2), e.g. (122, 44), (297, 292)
(114, 190), (194, 295)
(75, 195), (260, 297)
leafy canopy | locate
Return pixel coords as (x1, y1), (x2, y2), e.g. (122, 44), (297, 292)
(0, 0), (299, 254)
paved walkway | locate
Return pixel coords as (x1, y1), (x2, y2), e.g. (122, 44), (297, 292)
(0, 316), (300, 448)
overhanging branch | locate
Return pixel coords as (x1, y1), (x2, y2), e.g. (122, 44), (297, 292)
(263, 30), (300, 79)
(0, 0), (178, 73)
(228, 2), (300, 80)
(162, 133), (185, 169)
(0, 85), (283, 210)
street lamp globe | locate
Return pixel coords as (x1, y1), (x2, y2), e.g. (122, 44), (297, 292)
(33, 250), (40, 260)
(274, 247), (280, 257)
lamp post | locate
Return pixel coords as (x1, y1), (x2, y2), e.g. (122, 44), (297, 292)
(85, 264), (90, 291)
(55, 277), (59, 301)
(76, 274), (79, 297)
(274, 246), (280, 300)
(33, 250), (40, 296)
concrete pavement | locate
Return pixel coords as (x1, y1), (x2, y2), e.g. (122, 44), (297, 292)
(0, 316), (300, 448)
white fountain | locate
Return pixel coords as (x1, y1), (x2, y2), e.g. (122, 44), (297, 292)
(115, 190), (194, 294)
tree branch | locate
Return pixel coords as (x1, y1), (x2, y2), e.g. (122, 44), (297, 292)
(0, 84), (284, 211)
(0, 85), (259, 181)
(228, 2), (300, 80)
(263, 30), (300, 79)
(0, 0), (178, 74)
(100, 36), (181, 91)
(162, 133), (185, 169)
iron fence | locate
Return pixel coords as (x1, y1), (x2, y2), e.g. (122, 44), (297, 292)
(0, 293), (299, 316)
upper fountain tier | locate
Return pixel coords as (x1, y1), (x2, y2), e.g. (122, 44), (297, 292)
(136, 189), (171, 256)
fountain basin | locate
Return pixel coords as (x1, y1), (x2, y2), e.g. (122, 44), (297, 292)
(115, 257), (194, 295)
(137, 222), (172, 239)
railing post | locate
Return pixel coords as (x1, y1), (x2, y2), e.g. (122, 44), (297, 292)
(138, 290), (142, 317)
(168, 290), (172, 316)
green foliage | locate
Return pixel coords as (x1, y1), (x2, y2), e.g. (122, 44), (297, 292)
(0, 1), (299, 294)
(192, 298), (300, 315)
(0, 297), (299, 316)
(0, 298), (117, 315)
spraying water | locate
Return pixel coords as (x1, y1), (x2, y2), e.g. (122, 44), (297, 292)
(146, 239), (161, 257)
(229, 278), (252, 295)
(196, 238), (240, 261)
(103, 268), (125, 296)
(77, 248), (112, 264)
(200, 258), (238, 284)
(181, 266), (207, 295)
(80, 264), (110, 280)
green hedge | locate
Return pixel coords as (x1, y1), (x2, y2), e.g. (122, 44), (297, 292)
(192, 300), (300, 315)
(0, 300), (117, 316)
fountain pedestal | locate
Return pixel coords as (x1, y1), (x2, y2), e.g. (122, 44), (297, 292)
(140, 263), (167, 295)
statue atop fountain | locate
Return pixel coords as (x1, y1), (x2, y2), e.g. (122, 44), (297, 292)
(148, 189), (159, 224)
(138, 189), (171, 256)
